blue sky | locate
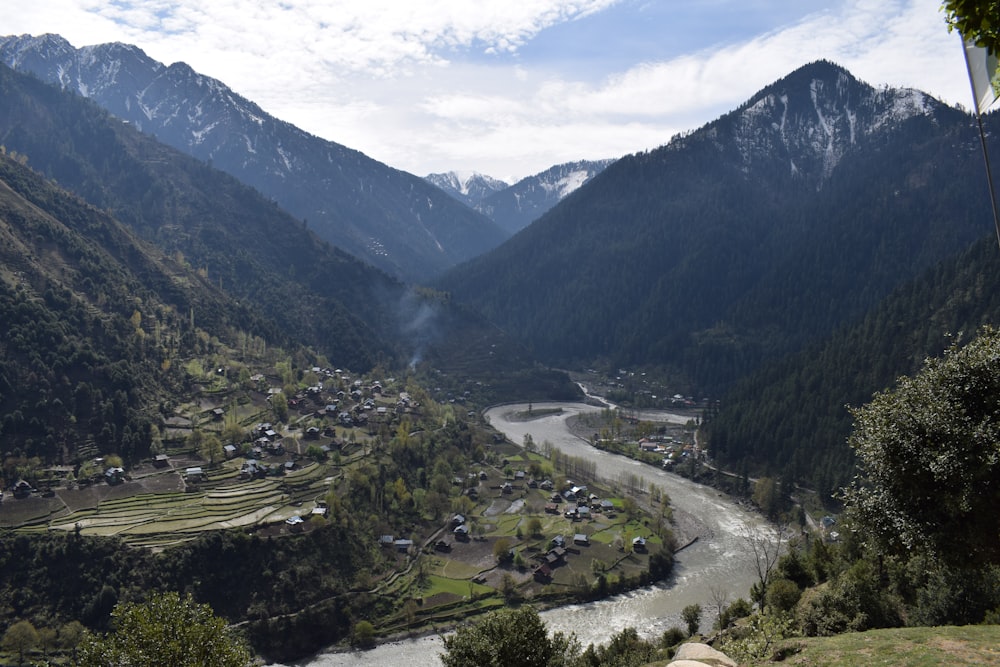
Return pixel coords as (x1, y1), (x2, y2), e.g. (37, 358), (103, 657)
(2, 1), (970, 182)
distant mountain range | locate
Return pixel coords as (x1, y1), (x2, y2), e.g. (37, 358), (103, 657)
(424, 171), (510, 208)
(0, 33), (508, 282)
(437, 61), (995, 394)
(427, 159), (614, 235)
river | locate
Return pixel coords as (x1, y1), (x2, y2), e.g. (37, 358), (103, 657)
(280, 401), (761, 666)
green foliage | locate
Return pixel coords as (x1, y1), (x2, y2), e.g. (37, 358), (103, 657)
(351, 620), (375, 648)
(718, 598), (753, 630)
(77, 591), (252, 667)
(943, 1), (1000, 54)
(717, 612), (794, 665)
(844, 326), (1000, 569)
(681, 603), (702, 636)
(2, 619), (39, 666)
(440, 606), (576, 667)
(578, 626), (657, 667)
(765, 578), (802, 614)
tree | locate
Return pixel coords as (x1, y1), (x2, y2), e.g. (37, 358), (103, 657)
(77, 591), (253, 667)
(59, 620), (86, 662)
(440, 606), (578, 667)
(843, 328), (1000, 570)
(2, 620), (39, 666)
(352, 620), (376, 648)
(200, 433), (223, 466)
(737, 519), (785, 608)
(943, 1), (1000, 54)
(681, 603), (702, 637)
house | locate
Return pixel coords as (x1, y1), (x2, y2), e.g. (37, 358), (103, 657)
(452, 514), (466, 527)
(311, 506), (328, 518)
(577, 506), (591, 521)
(153, 454), (170, 468)
(285, 515), (304, 532)
(211, 408), (225, 421)
(434, 540), (452, 552)
(241, 460), (264, 479)
(544, 503), (559, 514)
(539, 479), (554, 491)
(533, 564), (552, 582)
(11, 480), (32, 498)
(551, 535), (566, 548)
(600, 500), (615, 513)
(185, 467), (204, 480)
(573, 533), (590, 546)
(394, 538), (414, 553)
(104, 467), (126, 485)
(453, 524), (470, 540)
(223, 444), (238, 459)
(632, 536), (647, 552)
(379, 535), (395, 547)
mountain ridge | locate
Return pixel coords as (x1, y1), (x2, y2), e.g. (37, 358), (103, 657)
(0, 32), (509, 281)
(436, 60), (991, 393)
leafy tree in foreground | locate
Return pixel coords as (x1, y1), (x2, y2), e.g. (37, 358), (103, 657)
(943, 1), (1000, 54)
(440, 606), (579, 667)
(843, 327), (1000, 570)
(77, 591), (253, 667)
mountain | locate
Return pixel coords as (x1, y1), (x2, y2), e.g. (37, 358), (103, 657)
(0, 33), (509, 282)
(0, 60), (569, 431)
(705, 233), (1000, 497)
(424, 171), (509, 208)
(0, 147), (300, 462)
(436, 61), (994, 394)
(476, 159), (615, 234)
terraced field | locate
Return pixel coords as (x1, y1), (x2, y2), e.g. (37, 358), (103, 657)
(4, 461), (332, 549)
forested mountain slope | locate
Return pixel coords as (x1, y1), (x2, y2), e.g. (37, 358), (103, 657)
(0, 33), (508, 281)
(0, 61), (402, 371)
(0, 149), (300, 462)
(705, 234), (1000, 497)
(437, 61), (994, 395)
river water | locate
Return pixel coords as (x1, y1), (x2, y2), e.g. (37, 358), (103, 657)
(281, 402), (761, 666)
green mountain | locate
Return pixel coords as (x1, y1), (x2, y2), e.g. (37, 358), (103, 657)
(0, 149), (294, 462)
(436, 62), (994, 396)
(705, 234), (1000, 497)
(0, 62), (561, 463)
(0, 33), (508, 282)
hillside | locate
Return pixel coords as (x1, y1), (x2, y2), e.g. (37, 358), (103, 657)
(705, 234), (1000, 495)
(0, 33), (508, 281)
(0, 150), (292, 462)
(437, 61), (993, 395)
(0, 61), (568, 462)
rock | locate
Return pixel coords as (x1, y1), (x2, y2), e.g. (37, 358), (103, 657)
(668, 642), (737, 667)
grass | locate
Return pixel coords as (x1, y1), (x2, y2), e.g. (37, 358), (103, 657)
(758, 625), (1000, 666)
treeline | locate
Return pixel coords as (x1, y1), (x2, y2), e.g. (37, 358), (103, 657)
(705, 234), (1000, 495)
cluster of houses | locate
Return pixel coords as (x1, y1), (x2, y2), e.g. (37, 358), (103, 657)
(263, 369), (416, 431)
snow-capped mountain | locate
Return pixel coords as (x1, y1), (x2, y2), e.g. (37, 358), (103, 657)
(437, 61), (986, 389)
(476, 159), (615, 234)
(0, 33), (508, 281)
(424, 171), (509, 208)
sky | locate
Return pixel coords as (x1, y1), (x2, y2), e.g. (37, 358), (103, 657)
(1, 1), (972, 183)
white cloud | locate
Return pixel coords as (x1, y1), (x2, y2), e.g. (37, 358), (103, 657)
(1, 0), (970, 181)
